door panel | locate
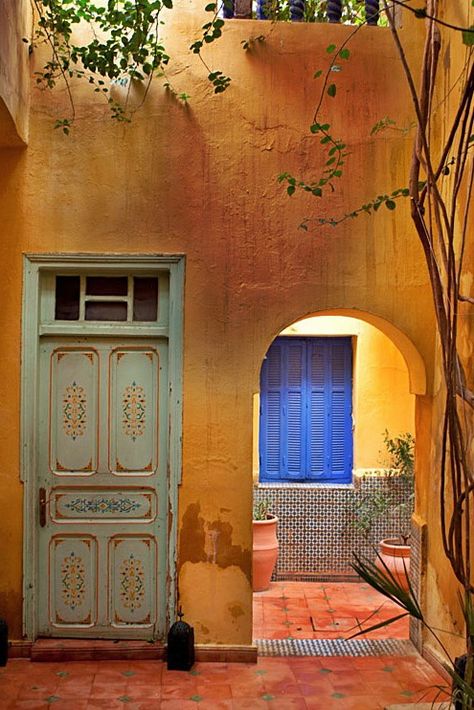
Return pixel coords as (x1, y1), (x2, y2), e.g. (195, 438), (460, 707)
(49, 535), (97, 628)
(109, 347), (159, 474)
(109, 535), (157, 628)
(50, 349), (99, 475)
(38, 338), (168, 640)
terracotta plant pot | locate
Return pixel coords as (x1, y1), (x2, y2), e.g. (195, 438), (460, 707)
(252, 516), (279, 592)
(376, 537), (411, 591)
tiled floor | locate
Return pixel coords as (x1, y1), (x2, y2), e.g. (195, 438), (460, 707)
(0, 655), (449, 709)
(0, 582), (449, 708)
(253, 581), (410, 640)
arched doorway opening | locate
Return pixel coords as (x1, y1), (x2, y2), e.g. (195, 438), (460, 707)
(252, 310), (427, 645)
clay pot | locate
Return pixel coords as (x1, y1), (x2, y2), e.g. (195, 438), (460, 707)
(252, 516), (279, 592)
(376, 537), (411, 590)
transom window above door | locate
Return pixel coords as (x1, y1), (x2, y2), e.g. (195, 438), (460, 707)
(259, 336), (353, 484)
(55, 275), (160, 323)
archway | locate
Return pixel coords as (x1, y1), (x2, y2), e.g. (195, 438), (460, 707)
(252, 310), (427, 646)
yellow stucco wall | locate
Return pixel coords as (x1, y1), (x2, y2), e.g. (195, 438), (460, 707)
(0, 1), (444, 647)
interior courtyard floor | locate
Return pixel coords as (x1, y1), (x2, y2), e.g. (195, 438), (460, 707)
(0, 582), (449, 709)
(253, 581), (410, 640)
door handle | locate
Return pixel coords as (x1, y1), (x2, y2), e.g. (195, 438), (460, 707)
(39, 488), (47, 527)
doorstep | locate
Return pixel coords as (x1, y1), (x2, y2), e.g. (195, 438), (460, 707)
(29, 639), (258, 663)
(30, 638), (166, 662)
(385, 704), (453, 709)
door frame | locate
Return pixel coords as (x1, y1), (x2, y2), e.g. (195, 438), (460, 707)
(21, 253), (185, 640)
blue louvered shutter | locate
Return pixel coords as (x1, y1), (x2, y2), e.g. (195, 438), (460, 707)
(307, 341), (326, 480)
(260, 336), (352, 483)
(260, 342), (283, 480)
(327, 339), (353, 482)
(284, 340), (306, 480)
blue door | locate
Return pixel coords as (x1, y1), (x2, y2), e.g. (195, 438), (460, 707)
(259, 337), (353, 483)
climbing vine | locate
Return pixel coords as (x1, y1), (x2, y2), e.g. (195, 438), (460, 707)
(30, 0), (231, 132)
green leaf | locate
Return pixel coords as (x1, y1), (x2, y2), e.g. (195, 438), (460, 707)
(313, 69), (323, 78)
(462, 26), (474, 46)
(326, 44), (336, 54)
(385, 200), (396, 210)
(310, 123), (320, 133)
(205, 2), (217, 9)
(339, 48), (350, 60)
(287, 185), (296, 196)
(327, 83), (336, 98)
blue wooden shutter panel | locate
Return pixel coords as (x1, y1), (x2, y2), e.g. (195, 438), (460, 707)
(260, 337), (353, 483)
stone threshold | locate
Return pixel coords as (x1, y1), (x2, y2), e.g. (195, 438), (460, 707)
(20, 639), (257, 664)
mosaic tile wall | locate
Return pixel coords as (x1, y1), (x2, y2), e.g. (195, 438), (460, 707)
(254, 470), (413, 579)
(409, 516), (427, 651)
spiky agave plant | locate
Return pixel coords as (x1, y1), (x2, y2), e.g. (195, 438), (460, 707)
(351, 552), (474, 708)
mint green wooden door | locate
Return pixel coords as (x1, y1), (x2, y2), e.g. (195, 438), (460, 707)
(37, 337), (168, 640)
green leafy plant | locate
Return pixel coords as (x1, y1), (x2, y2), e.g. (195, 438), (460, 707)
(351, 431), (414, 543)
(253, 498), (273, 521)
(31, 0), (230, 131)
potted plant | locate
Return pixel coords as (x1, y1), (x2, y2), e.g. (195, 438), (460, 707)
(351, 431), (415, 590)
(252, 497), (279, 592)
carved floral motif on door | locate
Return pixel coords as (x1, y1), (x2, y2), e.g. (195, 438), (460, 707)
(120, 553), (145, 611)
(63, 382), (87, 440)
(61, 551), (86, 610)
(122, 382), (146, 441)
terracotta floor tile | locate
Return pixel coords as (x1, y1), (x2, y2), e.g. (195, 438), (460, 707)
(315, 657), (356, 672)
(193, 701), (234, 709)
(50, 701), (91, 710)
(195, 682), (233, 699)
(161, 684), (200, 699)
(268, 697), (308, 709)
(303, 692), (344, 709)
(17, 682), (61, 700)
(89, 681), (128, 698)
(125, 681), (162, 700)
(231, 699), (273, 709)
(297, 678), (334, 696)
(160, 700), (207, 709)
(229, 680), (266, 698)
(86, 700), (131, 709)
(6, 702), (50, 710)
(262, 680), (301, 696)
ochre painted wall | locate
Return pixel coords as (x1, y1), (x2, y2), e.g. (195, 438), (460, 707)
(0, 1), (439, 646)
